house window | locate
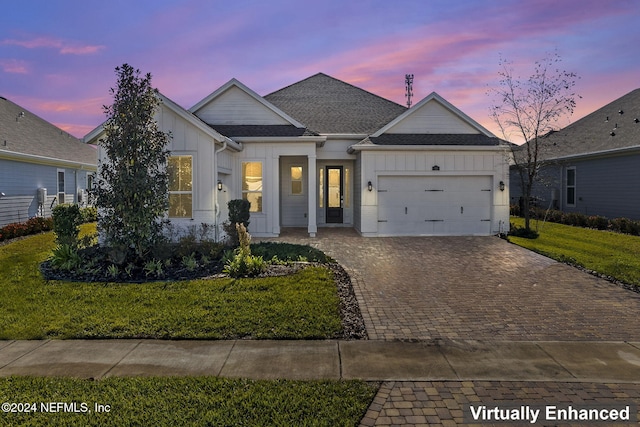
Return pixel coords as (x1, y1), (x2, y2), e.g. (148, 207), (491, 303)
(291, 166), (303, 195)
(242, 161), (262, 213)
(168, 156), (193, 218)
(57, 170), (65, 204)
(566, 167), (576, 206)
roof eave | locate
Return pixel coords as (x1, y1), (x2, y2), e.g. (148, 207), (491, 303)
(348, 143), (508, 153)
(0, 149), (97, 170)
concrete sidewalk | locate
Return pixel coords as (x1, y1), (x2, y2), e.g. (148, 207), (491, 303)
(2, 339), (640, 383)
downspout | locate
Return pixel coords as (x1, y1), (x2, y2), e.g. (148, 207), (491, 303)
(213, 140), (228, 242)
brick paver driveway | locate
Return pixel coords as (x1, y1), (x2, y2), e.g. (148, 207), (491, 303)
(265, 229), (640, 341)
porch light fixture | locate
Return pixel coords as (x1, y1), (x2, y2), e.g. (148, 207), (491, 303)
(432, 165), (440, 171)
(217, 180), (223, 191)
(367, 181), (373, 192)
(499, 181), (505, 192)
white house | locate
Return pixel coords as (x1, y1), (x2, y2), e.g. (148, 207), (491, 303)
(86, 73), (510, 238)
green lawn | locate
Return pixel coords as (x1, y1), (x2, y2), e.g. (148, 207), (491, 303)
(0, 227), (342, 340)
(0, 377), (377, 426)
(509, 217), (640, 287)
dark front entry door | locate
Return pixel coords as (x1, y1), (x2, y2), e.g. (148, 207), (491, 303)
(326, 166), (343, 223)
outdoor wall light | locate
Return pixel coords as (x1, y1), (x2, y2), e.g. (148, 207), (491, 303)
(0, 192), (5, 198)
(217, 180), (223, 191)
(367, 181), (373, 192)
(499, 181), (505, 192)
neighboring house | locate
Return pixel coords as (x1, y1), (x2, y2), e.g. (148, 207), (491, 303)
(510, 88), (640, 220)
(86, 73), (510, 238)
(0, 97), (97, 227)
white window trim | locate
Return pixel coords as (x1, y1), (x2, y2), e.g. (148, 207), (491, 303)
(57, 168), (65, 205)
(566, 166), (576, 207)
(168, 155), (194, 219)
(290, 165), (304, 196)
(242, 160), (263, 213)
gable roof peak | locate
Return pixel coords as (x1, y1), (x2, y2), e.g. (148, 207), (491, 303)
(371, 91), (495, 137)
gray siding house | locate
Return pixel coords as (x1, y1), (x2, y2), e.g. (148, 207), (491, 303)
(511, 88), (640, 220)
(0, 97), (97, 227)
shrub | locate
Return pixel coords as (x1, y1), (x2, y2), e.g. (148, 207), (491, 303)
(223, 199), (251, 247)
(52, 204), (83, 248)
(509, 223), (539, 239)
(562, 212), (587, 227)
(0, 222), (28, 240)
(80, 206), (97, 223)
(610, 217), (640, 236)
(50, 244), (83, 271)
(223, 223), (265, 278)
(586, 215), (609, 230)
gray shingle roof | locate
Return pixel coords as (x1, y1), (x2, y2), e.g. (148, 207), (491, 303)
(535, 88), (640, 159)
(369, 134), (502, 146)
(0, 97), (97, 165)
(265, 73), (407, 134)
(209, 124), (318, 138)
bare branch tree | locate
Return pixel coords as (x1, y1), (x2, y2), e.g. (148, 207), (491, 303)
(489, 51), (579, 231)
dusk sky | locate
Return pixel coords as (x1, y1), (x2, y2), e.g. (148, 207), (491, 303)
(2, 0), (639, 142)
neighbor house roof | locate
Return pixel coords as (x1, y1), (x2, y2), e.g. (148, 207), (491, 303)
(0, 96), (97, 167)
(264, 73), (407, 134)
(533, 88), (640, 160)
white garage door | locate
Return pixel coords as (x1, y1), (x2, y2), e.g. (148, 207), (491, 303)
(377, 176), (492, 235)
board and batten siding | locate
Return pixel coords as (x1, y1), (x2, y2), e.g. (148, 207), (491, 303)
(236, 141), (317, 236)
(385, 100), (478, 134)
(196, 86), (289, 126)
(357, 149), (509, 236)
(156, 103), (235, 226)
(279, 156), (308, 227)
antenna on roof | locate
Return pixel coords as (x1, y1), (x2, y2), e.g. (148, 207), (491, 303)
(405, 74), (414, 108)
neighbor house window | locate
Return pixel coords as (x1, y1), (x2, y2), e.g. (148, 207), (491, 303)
(291, 166), (303, 195)
(242, 162), (262, 212)
(57, 170), (65, 204)
(168, 155), (193, 218)
(566, 167), (576, 206)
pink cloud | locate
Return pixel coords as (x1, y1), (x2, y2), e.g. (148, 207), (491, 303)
(2, 36), (104, 55)
(0, 59), (29, 74)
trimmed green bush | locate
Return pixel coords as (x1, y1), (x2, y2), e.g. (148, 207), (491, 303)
(223, 199), (251, 247)
(52, 204), (83, 247)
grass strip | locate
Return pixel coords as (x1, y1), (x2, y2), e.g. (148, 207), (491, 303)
(509, 217), (640, 286)
(0, 376), (377, 426)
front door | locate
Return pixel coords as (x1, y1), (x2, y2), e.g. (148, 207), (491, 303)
(326, 166), (343, 223)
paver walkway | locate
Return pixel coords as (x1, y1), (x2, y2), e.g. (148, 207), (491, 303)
(261, 228), (640, 341)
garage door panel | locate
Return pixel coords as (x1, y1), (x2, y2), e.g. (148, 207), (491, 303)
(378, 176), (492, 236)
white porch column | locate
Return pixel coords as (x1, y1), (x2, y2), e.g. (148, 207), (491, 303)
(307, 154), (317, 237)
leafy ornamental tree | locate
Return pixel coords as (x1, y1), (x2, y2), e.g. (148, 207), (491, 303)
(488, 52), (579, 232)
(94, 64), (171, 261)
